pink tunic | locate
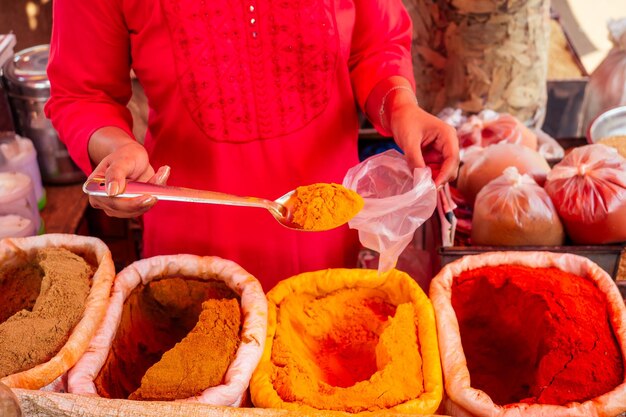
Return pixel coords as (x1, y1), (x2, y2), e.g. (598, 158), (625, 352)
(46, 0), (415, 290)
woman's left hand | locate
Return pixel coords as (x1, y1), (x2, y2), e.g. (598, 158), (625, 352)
(389, 103), (460, 188)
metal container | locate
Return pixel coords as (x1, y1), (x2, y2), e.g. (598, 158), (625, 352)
(2, 44), (85, 184)
(0, 34), (17, 138)
(587, 105), (626, 143)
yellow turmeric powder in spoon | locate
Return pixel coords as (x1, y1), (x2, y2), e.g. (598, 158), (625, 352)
(289, 183), (364, 232)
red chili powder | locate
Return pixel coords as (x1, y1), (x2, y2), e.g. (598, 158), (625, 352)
(451, 264), (624, 405)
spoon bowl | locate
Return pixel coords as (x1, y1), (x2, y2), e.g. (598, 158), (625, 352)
(83, 177), (305, 230)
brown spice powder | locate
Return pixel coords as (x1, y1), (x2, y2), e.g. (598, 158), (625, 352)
(0, 257), (43, 323)
(94, 278), (239, 399)
(129, 297), (241, 401)
(0, 247), (93, 378)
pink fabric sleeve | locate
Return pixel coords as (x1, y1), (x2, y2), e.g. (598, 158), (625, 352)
(44, 0), (135, 175)
(348, 0), (416, 133)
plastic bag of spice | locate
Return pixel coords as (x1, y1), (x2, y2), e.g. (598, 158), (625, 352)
(430, 251), (626, 417)
(545, 144), (626, 244)
(0, 233), (115, 390)
(580, 18), (626, 133)
(457, 142), (551, 205)
(343, 149), (437, 274)
(68, 254), (267, 407)
(250, 268), (443, 415)
(471, 167), (565, 246)
(456, 111), (538, 151)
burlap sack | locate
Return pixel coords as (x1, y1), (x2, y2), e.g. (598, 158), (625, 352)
(13, 389), (450, 417)
(68, 254), (267, 407)
(430, 251), (626, 417)
(0, 233), (115, 390)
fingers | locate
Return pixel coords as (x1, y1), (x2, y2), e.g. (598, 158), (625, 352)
(105, 162), (132, 196)
(406, 145), (426, 169)
(89, 194), (156, 218)
(148, 165), (171, 185)
(394, 110), (460, 187)
(433, 127), (460, 187)
(434, 157), (459, 188)
(87, 142), (160, 217)
(95, 141), (154, 195)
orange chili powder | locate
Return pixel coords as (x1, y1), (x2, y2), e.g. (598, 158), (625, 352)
(271, 288), (424, 412)
(452, 264), (623, 406)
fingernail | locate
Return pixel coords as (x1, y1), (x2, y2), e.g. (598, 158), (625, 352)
(141, 196), (156, 207)
(157, 166), (171, 185)
(107, 182), (119, 196)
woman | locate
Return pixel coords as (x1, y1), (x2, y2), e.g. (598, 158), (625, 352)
(45, 0), (459, 290)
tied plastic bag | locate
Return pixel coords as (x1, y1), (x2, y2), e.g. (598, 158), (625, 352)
(457, 142), (551, 205)
(545, 144), (626, 244)
(343, 149), (437, 274)
(437, 108), (563, 161)
(534, 128), (565, 160)
(580, 18), (626, 133)
(472, 167), (565, 246)
(456, 111), (537, 151)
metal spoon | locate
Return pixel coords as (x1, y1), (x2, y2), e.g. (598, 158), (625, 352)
(83, 177), (304, 230)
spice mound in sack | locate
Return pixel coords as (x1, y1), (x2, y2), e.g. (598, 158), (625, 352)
(290, 183), (364, 231)
(272, 288), (423, 413)
(0, 247), (93, 378)
(452, 265), (623, 405)
(129, 298), (240, 400)
(94, 277), (241, 400)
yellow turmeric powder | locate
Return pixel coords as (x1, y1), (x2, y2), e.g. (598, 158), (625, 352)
(271, 287), (424, 413)
(289, 183), (364, 231)
(129, 298), (241, 401)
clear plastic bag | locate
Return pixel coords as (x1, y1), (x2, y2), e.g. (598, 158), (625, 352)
(456, 111), (537, 151)
(457, 142), (551, 205)
(342, 149), (437, 274)
(545, 144), (626, 244)
(437, 108), (563, 161)
(580, 18), (626, 133)
(472, 167), (564, 246)
(534, 128), (564, 160)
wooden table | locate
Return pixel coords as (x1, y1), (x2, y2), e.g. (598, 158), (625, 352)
(40, 183), (89, 234)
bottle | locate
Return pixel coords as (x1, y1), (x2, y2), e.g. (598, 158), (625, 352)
(0, 134), (45, 209)
(0, 171), (40, 237)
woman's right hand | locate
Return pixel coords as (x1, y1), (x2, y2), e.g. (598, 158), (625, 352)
(87, 127), (170, 218)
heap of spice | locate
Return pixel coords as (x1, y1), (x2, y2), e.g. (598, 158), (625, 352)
(95, 278), (241, 400)
(289, 183), (364, 231)
(0, 247), (93, 378)
(271, 287), (423, 413)
(451, 264), (623, 405)
(130, 298), (240, 400)
(598, 135), (626, 158)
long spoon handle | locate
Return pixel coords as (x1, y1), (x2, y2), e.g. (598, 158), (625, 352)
(83, 177), (276, 210)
